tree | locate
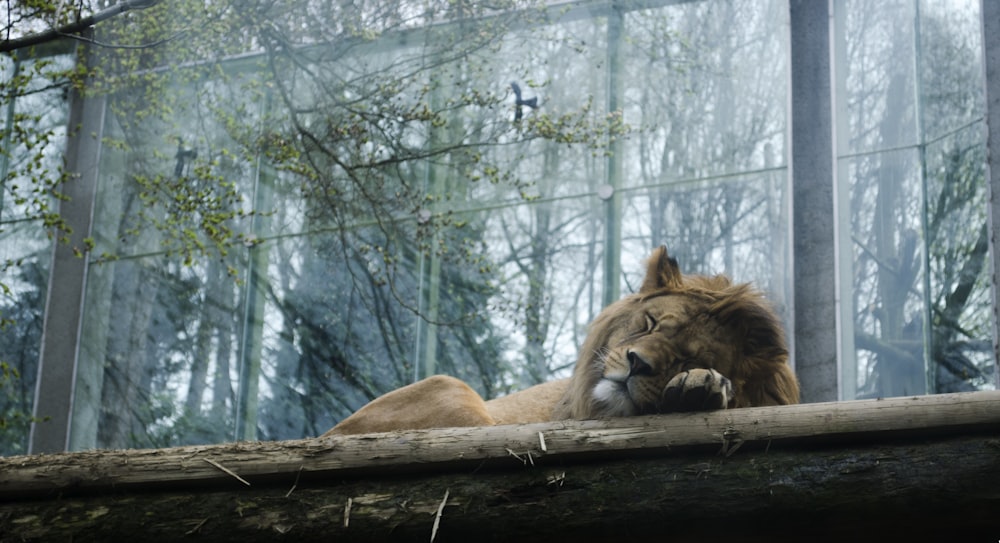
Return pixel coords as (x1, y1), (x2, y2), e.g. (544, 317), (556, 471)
(1, 0), (628, 449)
(8, 0), (990, 455)
(842, 0), (992, 397)
(0, 20), (72, 455)
(0, 260), (45, 455)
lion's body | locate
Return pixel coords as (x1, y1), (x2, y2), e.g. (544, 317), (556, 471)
(324, 246), (798, 437)
(484, 378), (569, 425)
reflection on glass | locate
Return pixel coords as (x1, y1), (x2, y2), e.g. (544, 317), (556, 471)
(13, 0), (792, 450)
(0, 53), (70, 456)
(836, 0), (993, 399)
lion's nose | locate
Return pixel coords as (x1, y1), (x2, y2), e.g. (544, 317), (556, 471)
(627, 349), (654, 377)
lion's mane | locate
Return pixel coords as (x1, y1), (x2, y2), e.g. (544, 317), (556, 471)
(552, 246), (799, 419)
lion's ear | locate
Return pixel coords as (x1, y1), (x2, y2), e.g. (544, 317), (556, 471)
(640, 245), (683, 293)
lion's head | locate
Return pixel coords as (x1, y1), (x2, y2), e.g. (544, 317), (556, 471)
(552, 246), (799, 419)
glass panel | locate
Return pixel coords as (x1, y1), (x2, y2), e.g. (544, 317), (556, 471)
(842, 148), (929, 397)
(620, 0), (791, 319)
(836, 0), (993, 398)
(920, 0), (992, 392)
(0, 53), (70, 455)
(59, 0), (790, 449)
(76, 67), (263, 449)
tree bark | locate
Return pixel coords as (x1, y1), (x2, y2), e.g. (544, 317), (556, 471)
(2, 392), (999, 541)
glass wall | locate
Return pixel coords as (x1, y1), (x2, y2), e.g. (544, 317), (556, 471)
(2, 0), (996, 455)
(60, 0), (792, 449)
(834, 0), (992, 399)
(0, 50), (71, 455)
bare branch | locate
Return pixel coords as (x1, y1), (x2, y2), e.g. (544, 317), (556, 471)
(1, 0), (162, 54)
(56, 28), (188, 50)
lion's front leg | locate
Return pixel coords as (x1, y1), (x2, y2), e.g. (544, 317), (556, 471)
(661, 368), (733, 412)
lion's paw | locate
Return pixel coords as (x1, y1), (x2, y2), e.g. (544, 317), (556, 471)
(662, 368), (732, 412)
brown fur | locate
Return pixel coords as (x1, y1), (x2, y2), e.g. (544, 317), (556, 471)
(327, 375), (496, 435)
(324, 246), (798, 436)
(552, 246), (798, 419)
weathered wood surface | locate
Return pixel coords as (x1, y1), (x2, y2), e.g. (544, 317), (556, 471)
(3, 391), (999, 499)
(1, 391), (999, 541)
(1, 434), (998, 542)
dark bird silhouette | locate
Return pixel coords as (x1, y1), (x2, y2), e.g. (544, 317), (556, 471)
(510, 81), (538, 122)
(174, 138), (198, 178)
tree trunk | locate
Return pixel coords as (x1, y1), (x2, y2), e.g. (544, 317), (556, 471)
(2, 392), (999, 542)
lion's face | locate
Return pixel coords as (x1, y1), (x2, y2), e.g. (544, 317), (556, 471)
(587, 292), (742, 417)
(554, 245), (798, 420)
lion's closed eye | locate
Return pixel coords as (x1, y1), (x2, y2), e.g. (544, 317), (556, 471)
(621, 313), (657, 343)
(644, 312), (657, 331)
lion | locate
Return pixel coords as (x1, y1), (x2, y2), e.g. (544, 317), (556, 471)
(323, 245), (798, 436)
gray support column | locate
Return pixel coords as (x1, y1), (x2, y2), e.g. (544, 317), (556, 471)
(981, 0), (1000, 390)
(29, 41), (105, 453)
(602, 4), (624, 307)
(788, 0), (839, 402)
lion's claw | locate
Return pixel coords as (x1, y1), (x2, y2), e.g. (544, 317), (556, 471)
(662, 368), (732, 412)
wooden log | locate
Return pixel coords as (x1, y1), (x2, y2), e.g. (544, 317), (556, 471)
(1, 434), (998, 541)
(1, 392), (999, 541)
(2, 391), (999, 499)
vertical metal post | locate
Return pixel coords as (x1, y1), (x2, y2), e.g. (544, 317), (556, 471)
(980, 0), (1000, 390)
(413, 75), (446, 383)
(911, 0), (934, 394)
(413, 250), (426, 384)
(29, 39), (105, 453)
(232, 178), (274, 441)
(0, 58), (20, 219)
(421, 254), (441, 380)
(788, 0), (839, 403)
(234, 93), (274, 442)
(603, 4), (624, 307)
(235, 158), (271, 442)
(831, 0), (857, 400)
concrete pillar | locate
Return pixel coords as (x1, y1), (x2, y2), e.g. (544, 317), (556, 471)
(29, 40), (105, 453)
(980, 0), (1000, 390)
(788, 0), (839, 402)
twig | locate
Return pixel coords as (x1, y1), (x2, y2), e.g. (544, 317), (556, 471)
(538, 431), (548, 452)
(721, 437), (744, 457)
(546, 471), (566, 487)
(719, 427), (744, 457)
(343, 497), (352, 528)
(430, 489), (449, 543)
(55, 29), (189, 50)
(202, 458), (250, 486)
(505, 448), (525, 464)
(285, 466), (303, 498)
(184, 518), (208, 535)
